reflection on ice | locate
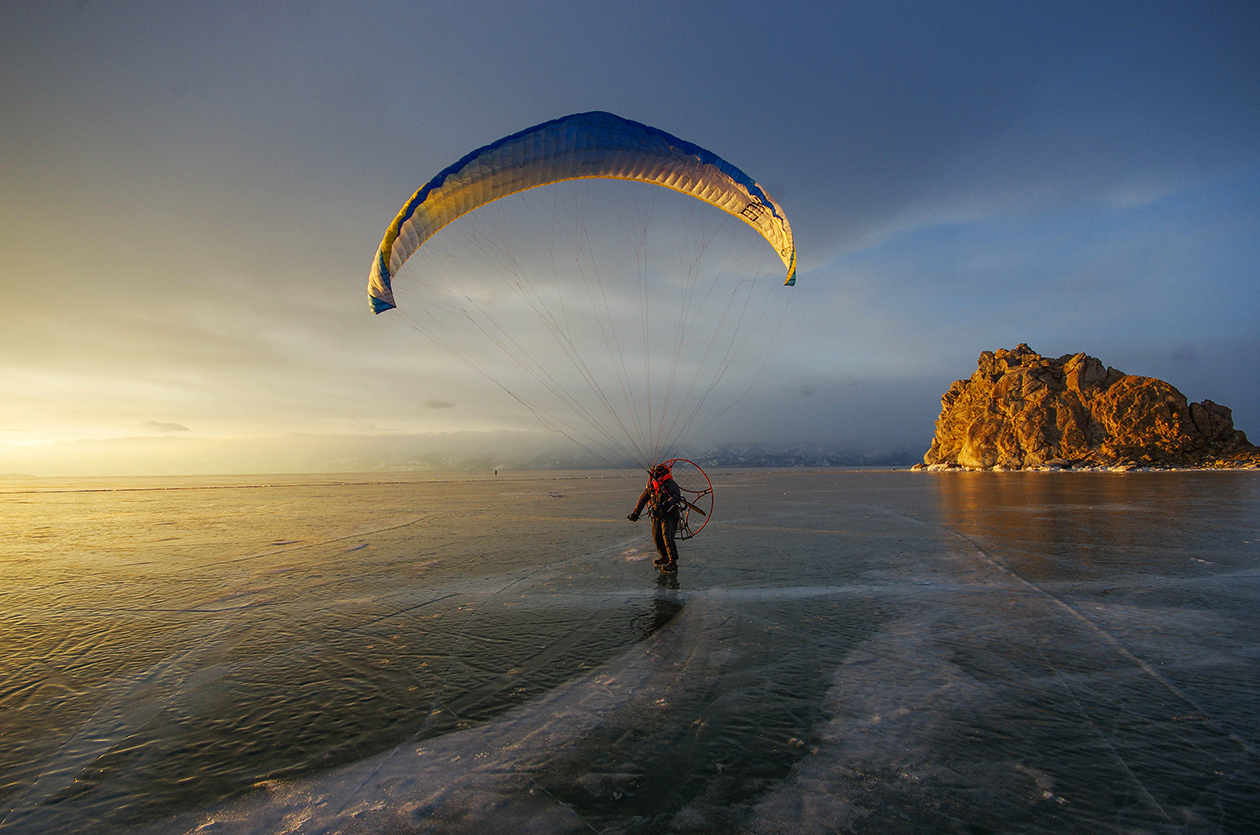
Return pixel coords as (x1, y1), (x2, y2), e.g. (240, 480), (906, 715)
(142, 593), (730, 835)
(2, 471), (1258, 833)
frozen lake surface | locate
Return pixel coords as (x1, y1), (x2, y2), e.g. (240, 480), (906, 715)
(2, 469), (1258, 834)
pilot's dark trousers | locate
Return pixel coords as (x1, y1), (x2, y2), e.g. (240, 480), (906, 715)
(652, 513), (679, 562)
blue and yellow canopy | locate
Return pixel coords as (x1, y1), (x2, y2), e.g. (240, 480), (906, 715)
(369, 111), (795, 313)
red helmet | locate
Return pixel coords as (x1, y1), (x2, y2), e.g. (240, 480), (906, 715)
(650, 463), (671, 478)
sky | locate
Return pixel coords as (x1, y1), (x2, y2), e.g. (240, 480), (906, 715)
(2, 1), (1258, 476)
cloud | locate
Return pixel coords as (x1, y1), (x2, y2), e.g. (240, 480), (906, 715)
(2, 3), (1257, 475)
(143, 421), (190, 433)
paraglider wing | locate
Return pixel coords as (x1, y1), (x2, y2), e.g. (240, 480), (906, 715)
(368, 111), (796, 313)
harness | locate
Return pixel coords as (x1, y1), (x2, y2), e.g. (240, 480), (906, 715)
(649, 473), (678, 516)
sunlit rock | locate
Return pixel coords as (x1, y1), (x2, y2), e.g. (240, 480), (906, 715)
(922, 344), (1260, 470)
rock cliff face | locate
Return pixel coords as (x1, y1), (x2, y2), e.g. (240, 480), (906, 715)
(922, 344), (1260, 470)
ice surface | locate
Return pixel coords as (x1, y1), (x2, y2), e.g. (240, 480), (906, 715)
(2, 470), (1258, 833)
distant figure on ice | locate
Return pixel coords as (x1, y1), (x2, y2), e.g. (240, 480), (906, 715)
(627, 463), (682, 572)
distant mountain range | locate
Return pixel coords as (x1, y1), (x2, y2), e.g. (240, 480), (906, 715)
(690, 444), (922, 469)
(511, 443), (924, 471)
(320, 443), (924, 474)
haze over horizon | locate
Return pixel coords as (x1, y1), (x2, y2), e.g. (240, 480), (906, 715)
(3, 2), (1258, 476)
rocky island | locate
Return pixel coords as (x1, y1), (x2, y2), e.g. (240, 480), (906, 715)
(918, 344), (1260, 471)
